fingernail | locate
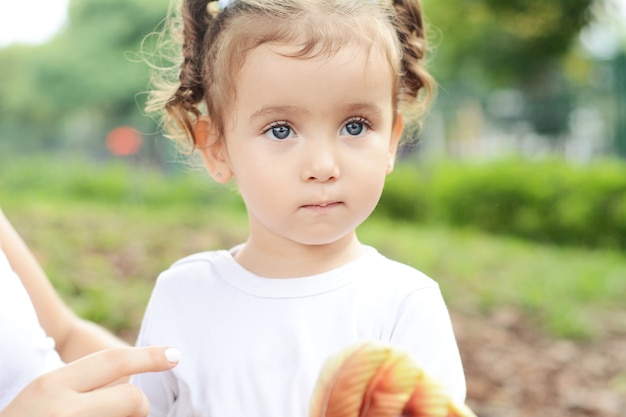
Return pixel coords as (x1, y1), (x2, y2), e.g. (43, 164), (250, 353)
(164, 348), (181, 363)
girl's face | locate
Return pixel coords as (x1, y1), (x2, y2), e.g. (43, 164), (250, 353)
(204, 41), (402, 256)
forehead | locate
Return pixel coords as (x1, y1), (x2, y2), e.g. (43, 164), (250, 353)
(209, 7), (402, 129)
(217, 5), (400, 73)
(243, 41), (392, 78)
(232, 41), (395, 119)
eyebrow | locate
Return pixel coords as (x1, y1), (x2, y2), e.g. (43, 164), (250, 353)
(249, 102), (385, 123)
(344, 102), (384, 118)
(250, 106), (308, 123)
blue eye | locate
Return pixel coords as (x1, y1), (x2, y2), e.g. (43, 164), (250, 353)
(265, 123), (293, 140)
(341, 118), (369, 136)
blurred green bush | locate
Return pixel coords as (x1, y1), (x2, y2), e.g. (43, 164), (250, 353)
(0, 156), (244, 210)
(3, 156), (626, 250)
(2, 156), (625, 339)
(378, 158), (626, 249)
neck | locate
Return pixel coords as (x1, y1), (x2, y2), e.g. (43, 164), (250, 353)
(233, 232), (366, 278)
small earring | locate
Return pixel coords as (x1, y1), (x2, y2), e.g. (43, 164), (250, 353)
(216, 172), (222, 178)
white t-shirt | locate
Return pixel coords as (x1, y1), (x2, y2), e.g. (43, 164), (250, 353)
(131, 246), (465, 417)
(0, 248), (63, 409)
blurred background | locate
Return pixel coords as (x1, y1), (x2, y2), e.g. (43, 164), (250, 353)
(1, 0), (625, 161)
(0, 1), (625, 416)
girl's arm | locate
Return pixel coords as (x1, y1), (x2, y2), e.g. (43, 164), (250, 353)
(0, 208), (127, 363)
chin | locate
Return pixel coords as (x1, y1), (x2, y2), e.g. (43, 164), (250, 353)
(294, 231), (357, 247)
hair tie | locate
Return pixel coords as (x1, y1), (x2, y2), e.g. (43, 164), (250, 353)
(218, 0), (233, 9)
(207, 0), (232, 17)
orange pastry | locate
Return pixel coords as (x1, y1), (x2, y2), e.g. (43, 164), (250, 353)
(310, 342), (476, 417)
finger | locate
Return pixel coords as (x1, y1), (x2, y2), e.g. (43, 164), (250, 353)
(76, 383), (151, 417)
(57, 346), (180, 392)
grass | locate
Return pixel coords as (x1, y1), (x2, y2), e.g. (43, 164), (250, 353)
(2, 156), (625, 340)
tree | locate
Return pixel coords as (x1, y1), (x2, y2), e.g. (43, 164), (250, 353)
(423, 0), (594, 86)
(422, 0), (596, 139)
(0, 0), (169, 153)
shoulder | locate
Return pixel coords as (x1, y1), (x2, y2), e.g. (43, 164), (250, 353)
(140, 249), (236, 327)
(169, 250), (228, 270)
(347, 248), (442, 315)
(162, 249), (230, 275)
(151, 249), (234, 293)
(357, 248), (439, 292)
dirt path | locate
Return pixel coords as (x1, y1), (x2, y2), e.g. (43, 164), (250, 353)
(452, 309), (626, 417)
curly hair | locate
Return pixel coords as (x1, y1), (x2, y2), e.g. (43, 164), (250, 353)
(147, 0), (435, 152)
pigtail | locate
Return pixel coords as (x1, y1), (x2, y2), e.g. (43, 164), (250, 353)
(146, 0), (436, 151)
(391, 0), (435, 115)
(164, 0), (215, 148)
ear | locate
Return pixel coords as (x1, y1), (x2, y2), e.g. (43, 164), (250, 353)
(386, 113), (404, 174)
(194, 117), (233, 184)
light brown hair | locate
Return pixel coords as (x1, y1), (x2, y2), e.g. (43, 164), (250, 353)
(147, 0), (435, 152)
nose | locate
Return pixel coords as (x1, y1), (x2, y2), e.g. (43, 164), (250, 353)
(302, 138), (340, 183)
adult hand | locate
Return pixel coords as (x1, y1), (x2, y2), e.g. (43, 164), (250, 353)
(0, 345), (180, 417)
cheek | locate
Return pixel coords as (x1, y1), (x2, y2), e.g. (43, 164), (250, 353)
(348, 143), (391, 176)
(230, 156), (287, 204)
(346, 158), (388, 200)
(356, 150), (390, 193)
(363, 174), (387, 201)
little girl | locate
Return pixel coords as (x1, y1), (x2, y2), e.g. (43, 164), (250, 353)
(131, 0), (466, 415)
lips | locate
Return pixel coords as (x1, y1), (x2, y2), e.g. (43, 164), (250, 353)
(301, 201), (342, 209)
